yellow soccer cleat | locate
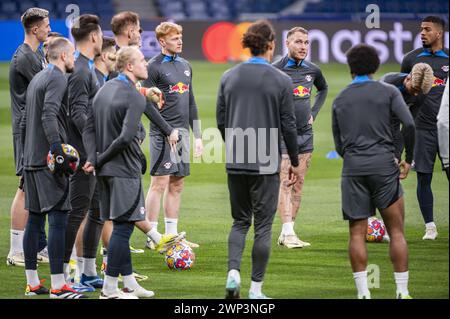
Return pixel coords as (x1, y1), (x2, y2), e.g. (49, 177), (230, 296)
(155, 232), (186, 254)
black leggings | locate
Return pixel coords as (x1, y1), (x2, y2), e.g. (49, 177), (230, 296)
(105, 221), (134, 278)
(417, 172), (434, 224)
(24, 211), (68, 274)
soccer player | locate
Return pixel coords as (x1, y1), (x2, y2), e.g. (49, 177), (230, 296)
(272, 27), (328, 248)
(143, 22), (202, 249)
(94, 37), (116, 86)
(217, 20), (302, 299)
(63, 14), (104, 289)
(380, 63), (434, 162)
(401, 16), (449, 240)
(437, 80), (449, 179)
(43, 31), (63, 62)
(332, 44), (416, 299)
(83, 46), (184, 299)
(7, 7), (50, 267)
(21, 37), (86, 298)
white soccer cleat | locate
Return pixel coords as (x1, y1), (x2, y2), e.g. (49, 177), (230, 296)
(99, 289), (139, 299)
(6, 252), (25, 267)
(422, 226), (438, 240)
(122, 286), (155, 298)
(278, 234), (310, 248)
(249, 291), (272, 299)
(37, 247), (49, 263)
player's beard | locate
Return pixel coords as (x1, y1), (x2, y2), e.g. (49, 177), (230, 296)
(65, 62), (74, 73)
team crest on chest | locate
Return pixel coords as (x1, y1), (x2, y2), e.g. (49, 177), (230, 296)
(442, 65), (449, 73)
(305, 74), (312, 82)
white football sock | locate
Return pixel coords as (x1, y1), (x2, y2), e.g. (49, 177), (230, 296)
(51, 273), (66, 290)
(394, 271), (409, 296)
(149, 221), (158, 231)
(147, 228), (162, 244)
(281, 222), (295, 236)
(70, 245), (77, 261)
(249, 281), (263, 296)
(353, 271), (370, 298)
(83, 257), (97, 277)
(103, 275), (119, 295)
(63, 263), (71, 282)
(425, 222), (436, 228)
(10, 229), (24, 254)
(25, 269), (40, 287)
(165, 218), (178, 235)
(227, 269), (241, 284)
(123, 274), (140, 290)
(75, 257), (84, 280)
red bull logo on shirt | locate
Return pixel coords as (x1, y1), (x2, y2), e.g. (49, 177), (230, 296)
(432, 76), (446, 88)
(169, 82), (190, 94)
(293, 85), (311, 97)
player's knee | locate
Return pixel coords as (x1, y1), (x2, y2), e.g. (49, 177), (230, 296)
(169, 179), (184, 194)
(150, 180), (168, 194)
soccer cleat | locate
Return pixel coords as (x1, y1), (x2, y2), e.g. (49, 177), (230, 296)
(146, 238), (156, 250)
(248, 292), (272, 299)
(99, 289), (138, 299)
(6, 252), (25, 267)
(155, 231), (186, 254)
(50, 284), (88, 299)
(225, 277), (240, 299)
(397, 293), (413, 299)
(358, 294), (371, 299)
(182, 239), (200, 249)
(422, 226), (438, 240)
(25, 280), (49, 296)
(129, 245), (144, 254)
(80, 274), (104, 289)
(122, 286), (155, 298)
(278, 234), (310, 248)
(70, 281), (95, 293)
(37, 247), (49, 263)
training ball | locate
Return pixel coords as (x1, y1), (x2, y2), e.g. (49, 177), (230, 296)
(165, 242), (195, 270)
(47, 144), (80, 173)
(366, 217), (387, 242)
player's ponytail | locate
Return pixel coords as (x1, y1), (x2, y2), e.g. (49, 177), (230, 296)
(242, 20), (275, 56)
(411, 63), (434, 94)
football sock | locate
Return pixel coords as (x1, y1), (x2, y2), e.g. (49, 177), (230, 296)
(76, 257), (84, 280)
(51, 273), (66, 290)
(149, 221), (158, 231)
(83, 257), (97, 277)
(281, 222), (295, 236)
(25, 269), (40, 287)
(353, 271), (370, 298)
(165, 218), (178, 235)
(394, 271), (409, 296)
(123, 274), (140, 290)
(10, 229), (24, 254)
(249, 281), (263, 296)
(417, 172), (434, 224)
(63, 263), (70, 282)
(103, 275), (119, 295)
(147, 228), (162, 244)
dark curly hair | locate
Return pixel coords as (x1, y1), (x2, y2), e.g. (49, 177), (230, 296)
(242, 20), (275, 56)
(71, 14), (101, 42)
(346, 44), (380, 76)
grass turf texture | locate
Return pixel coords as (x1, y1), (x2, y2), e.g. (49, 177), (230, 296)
(0, 61), (447, 299)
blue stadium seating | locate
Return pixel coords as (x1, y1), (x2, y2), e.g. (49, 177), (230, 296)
(0, 0), (115, 21)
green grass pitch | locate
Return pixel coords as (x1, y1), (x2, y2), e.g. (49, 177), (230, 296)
(0, 61), (447, 299)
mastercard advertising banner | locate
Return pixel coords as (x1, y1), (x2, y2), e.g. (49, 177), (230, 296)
(178, 20), (449, 64)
